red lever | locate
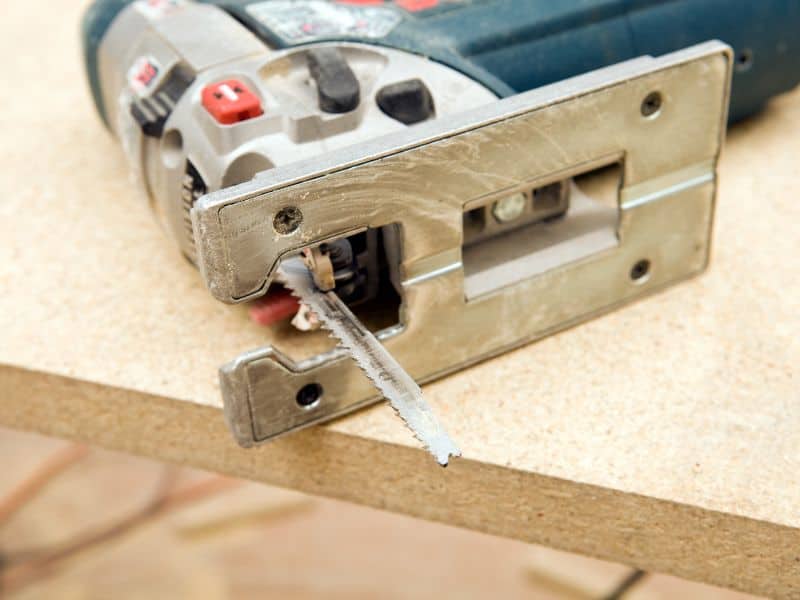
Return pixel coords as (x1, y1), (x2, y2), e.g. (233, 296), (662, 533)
(249, 288), (300, 326)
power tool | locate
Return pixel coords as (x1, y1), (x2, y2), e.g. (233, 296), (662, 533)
(83, 0), (800, 464)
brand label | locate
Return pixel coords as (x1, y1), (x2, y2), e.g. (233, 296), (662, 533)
(245, 0), (402, 43)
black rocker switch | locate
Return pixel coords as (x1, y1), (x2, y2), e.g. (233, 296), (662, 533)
(306, 48), (361, 113)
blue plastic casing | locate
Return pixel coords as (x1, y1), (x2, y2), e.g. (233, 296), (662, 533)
(83, 0), (800, 127)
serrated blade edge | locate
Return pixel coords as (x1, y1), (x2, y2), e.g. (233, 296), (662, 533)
(278, 257), (461, 466)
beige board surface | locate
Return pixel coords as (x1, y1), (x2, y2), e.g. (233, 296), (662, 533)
(1, 1), (798, 597)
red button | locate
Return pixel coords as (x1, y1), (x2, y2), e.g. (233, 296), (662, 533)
(201, 79), (263, 125)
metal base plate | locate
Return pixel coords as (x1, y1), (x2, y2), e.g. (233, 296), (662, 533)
(192, 42), (732, 447)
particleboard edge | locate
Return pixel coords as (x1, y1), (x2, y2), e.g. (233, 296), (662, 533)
(1, 363), (797, 598)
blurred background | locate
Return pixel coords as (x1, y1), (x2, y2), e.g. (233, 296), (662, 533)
(0, 428), (761, 599)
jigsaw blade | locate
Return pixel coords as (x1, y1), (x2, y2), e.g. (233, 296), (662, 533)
(278, 256), (461, 466)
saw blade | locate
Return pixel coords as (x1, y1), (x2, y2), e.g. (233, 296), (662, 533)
(278, 256), (461, 466)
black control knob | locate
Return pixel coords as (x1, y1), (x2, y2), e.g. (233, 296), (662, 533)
(376, 79), (435, 125)
(306, 48), (360, 113)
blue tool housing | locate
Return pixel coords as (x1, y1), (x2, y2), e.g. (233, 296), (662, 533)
(84, 0), (800, 127)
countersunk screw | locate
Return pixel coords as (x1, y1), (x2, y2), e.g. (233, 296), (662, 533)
(492, 193), (526, 223)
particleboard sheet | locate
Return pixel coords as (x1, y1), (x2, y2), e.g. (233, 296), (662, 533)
(0, 428), (759, 600)
(1, 2), (798, 598)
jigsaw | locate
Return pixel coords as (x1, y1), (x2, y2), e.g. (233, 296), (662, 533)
(83, 0), (800, 463)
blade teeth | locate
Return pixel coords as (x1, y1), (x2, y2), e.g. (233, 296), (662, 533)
(290, 308), (457, 460)
(277, 260), (460, 466)
(315, 326), (458, 460)
(307, 315), (452, 459)
(382, 402), (459, 465)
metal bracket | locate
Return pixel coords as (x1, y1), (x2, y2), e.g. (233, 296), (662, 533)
(193, 42), (732, 446)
